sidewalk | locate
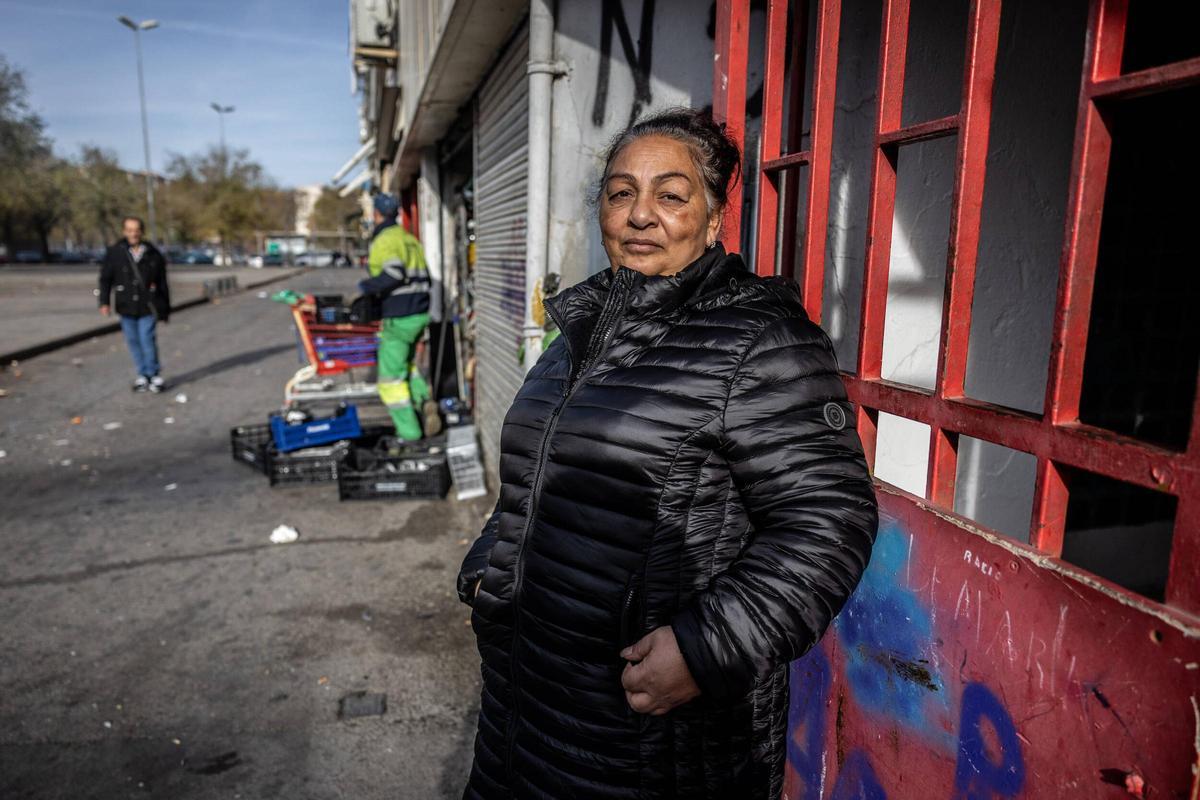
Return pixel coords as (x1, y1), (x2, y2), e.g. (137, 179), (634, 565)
(0, 267), (482, 798)
(0, 265), (308, 363)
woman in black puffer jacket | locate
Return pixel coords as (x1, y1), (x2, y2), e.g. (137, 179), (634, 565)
(457, 108), (878, 799)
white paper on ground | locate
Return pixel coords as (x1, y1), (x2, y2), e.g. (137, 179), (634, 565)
(270, 525), (299, 544)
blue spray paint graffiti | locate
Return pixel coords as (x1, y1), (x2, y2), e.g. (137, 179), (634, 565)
(786, 519), (1025, 799)
(953, 683), (1025, 799)
(788, 647), (832, 799)
(830, 750), (887, 800)
(834, 522), (949, 739)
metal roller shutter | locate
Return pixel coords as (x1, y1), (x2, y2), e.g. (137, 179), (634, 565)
(474, 23), (530, 475)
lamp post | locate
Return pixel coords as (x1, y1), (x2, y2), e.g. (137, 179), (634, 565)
(117, 15), (159, 242)
(210, 102), (235, 266)
(210, 102), (235, 158)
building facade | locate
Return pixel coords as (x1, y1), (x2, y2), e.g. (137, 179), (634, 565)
(339, 1), (1200, 796)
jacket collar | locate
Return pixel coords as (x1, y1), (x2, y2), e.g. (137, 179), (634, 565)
(546, 243), (750, 363)
(371, 218), (397, 240)
(625, 243), (749, 318)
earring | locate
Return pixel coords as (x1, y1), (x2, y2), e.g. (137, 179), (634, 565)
(705, 241), (717, 250)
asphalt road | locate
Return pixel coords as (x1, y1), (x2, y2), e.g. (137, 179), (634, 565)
(0, 264), (308, 357)
(0, 269), (486, 799)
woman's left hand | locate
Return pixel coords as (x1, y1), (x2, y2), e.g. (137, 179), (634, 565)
(620, 626), (701, 715)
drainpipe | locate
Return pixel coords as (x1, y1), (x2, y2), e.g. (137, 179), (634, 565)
(523, 0), (568, 372)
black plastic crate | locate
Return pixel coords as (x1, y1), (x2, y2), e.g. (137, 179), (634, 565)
(337, 441), (451, 501)
(266, 440), (352, 486)
(230, 423), (272, 474)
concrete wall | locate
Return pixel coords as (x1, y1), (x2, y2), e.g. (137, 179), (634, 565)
(548, 0), (714, 288)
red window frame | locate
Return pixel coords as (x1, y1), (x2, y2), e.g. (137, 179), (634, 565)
(713, 0), (1200, 615)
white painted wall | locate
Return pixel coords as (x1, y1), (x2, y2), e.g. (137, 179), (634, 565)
(548, 0), (714, 288)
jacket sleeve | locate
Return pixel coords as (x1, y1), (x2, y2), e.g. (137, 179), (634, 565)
(670, 314), (879, 703)
(359, 259), (408, 297)
(155, 252), (171, 320)
(98, 248), (115, 307)
(457, 499), (502, 606)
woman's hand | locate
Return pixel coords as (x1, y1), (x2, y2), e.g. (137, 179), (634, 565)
(620, 626), (700, 715)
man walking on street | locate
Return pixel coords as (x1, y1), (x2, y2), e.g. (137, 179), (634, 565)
(359, 194), (436, 441)
(99, 216), (170, 393)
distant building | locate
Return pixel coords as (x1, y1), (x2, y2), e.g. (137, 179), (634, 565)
(293, 184), (324, 236)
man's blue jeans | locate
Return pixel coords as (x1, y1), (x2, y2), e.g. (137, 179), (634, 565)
(120, 314), (160, 377)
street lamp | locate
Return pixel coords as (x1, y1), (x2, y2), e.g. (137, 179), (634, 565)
(210, 102), (235, 156)
(117, 15), (159, 242)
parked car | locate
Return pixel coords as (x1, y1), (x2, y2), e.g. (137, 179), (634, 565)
(56, 250), (90, 264)
(295, 251), (335, 267)
(14, 250), (44, 264)
(182, 251), (215, 265)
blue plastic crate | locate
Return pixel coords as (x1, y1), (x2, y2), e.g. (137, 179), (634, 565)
(270, 405), (362, 452)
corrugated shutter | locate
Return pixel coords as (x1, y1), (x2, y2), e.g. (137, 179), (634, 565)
(474, 23), (529, 476)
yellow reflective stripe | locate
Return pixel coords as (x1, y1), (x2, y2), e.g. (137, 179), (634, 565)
(379, 381), (412, 405)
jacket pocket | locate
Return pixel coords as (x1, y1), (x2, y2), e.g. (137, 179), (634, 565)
(619, 572), (644, 650)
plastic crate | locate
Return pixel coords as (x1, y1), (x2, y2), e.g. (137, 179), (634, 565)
(266, 440), (352, 486)
(270, 404), (362, 452)
(338, 440), (451, 501)
(230, 423), (272, 474)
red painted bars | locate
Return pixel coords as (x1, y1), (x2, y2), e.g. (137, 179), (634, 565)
(794, 0), (841, 322)
(717, 0), (1200, 618)
(927, 0), (1001, 509)
(713, 0), (750, 247)
(753, 0), (791, 278)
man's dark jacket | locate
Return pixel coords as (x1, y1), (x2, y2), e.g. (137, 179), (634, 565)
(98, 240), (170, 322)
(456, 245), (879, 799)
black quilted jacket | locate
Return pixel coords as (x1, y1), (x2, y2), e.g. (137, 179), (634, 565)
(457, 245), (878, 799)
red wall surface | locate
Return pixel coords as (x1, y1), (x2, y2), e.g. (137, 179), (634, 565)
(784, 485), (1200, 799)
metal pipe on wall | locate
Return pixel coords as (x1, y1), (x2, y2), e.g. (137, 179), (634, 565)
(522, 0), (567, 372)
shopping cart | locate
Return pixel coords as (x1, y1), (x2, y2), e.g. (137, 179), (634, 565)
(284, 295), (382, 406)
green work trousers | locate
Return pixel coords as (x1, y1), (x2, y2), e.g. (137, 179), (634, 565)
(377, 314), (432, 441)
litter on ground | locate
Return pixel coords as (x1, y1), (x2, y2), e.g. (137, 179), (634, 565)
(102, 422), (123, 431)
(270, 525), (299, 544)
(337, 691), (387, 719)
(163, 417), (175, 424)
(164, 483), (178, 491)
(174, 393), (188, 404)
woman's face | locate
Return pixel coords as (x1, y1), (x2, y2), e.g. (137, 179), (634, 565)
(599, 135), (721, 277)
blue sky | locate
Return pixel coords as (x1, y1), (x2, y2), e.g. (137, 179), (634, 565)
(0, 0), (361, 187)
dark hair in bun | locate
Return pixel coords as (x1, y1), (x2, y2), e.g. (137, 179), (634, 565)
(597, 107), (742, 213)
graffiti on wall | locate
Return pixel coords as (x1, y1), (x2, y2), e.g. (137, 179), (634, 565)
(787, 524), (1025, 800)
(784, 509), (1198, 799)
(591, 0), (656, 128)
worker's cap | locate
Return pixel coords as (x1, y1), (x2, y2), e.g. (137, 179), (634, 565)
(373, 193), (400, 219)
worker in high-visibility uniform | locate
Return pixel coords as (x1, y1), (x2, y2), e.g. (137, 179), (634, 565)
(359, 193), (434, 441)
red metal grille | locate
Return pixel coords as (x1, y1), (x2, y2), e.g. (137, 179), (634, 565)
(713, 0), (1200, 615)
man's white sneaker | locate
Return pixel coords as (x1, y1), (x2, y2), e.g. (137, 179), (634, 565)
(149, 375), (165, 394)
(132, 376), (149, 392)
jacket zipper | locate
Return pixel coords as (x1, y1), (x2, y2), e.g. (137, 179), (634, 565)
(619, 572), (642, 650)
(504, 268), (633, 780)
